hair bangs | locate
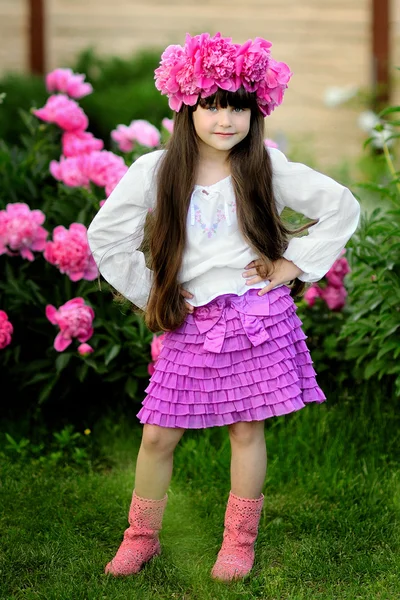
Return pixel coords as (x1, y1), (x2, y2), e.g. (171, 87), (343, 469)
(198, 87), (259, 111)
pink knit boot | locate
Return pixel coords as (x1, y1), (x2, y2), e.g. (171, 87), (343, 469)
(211, 491), (264, 581)
(105, 490), (168, 576)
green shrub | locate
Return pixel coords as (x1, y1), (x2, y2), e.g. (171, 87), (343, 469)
(339, 106), (400, 396)
(0, 47), (171, 149)
(0, 73), (47, 146)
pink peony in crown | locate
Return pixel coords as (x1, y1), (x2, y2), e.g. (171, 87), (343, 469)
(154, 32), (292, 116)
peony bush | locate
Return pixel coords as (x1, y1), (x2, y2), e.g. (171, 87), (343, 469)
(0, 66), (174, 417)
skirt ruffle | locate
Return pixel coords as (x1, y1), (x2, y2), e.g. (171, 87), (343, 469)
(137, 286), (326, 429)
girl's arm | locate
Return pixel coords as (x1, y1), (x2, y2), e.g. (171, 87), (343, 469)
(269, 148), (361, 282)
(87, 151), (163, 310)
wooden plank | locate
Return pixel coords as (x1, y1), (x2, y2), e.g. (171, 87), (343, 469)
(29, 0), (46, 74)
(372, 0), (390, 108)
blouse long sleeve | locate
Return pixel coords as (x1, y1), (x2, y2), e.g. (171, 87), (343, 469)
(87, 150), (163, 310)
(269, 148), (361, 282)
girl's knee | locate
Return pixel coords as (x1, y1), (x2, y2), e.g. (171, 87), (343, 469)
(228, 421), (265, 446)
(141, 423), (185, 454)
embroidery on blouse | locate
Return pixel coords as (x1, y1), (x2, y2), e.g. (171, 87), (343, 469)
(194, 203), (226, 238)
(189, 188), (237, 236)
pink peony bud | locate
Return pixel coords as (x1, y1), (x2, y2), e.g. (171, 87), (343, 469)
(46, 298), (95, 352)
(0, 310), (13, 350)
(77, 342), (94, 356)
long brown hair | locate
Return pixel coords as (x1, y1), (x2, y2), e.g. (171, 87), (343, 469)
(145, 88), (316, 333)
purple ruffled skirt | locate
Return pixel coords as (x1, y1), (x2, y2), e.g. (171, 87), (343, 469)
(136, 286), (326, 429)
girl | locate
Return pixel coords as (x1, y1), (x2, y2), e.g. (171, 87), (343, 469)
(87, 32), (360, 582)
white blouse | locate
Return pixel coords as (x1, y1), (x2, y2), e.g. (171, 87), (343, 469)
(87, 148), (360, 310)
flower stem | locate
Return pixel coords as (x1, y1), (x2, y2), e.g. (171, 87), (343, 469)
(382, 141), (400, 196)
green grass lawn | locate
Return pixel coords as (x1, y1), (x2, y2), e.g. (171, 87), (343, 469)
(1, 398), (399, 600)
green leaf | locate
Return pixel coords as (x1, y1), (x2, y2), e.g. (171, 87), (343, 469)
(376, 340), (400, 360)
(378, 105), (400, 117)
(364, 360), (384, 380)
(55, 352), (72, 374)
(37, 377), (58, 405)
(133, 365), (151, 378)
(124, 377), (138, 399)
(104, 344), (121, 365)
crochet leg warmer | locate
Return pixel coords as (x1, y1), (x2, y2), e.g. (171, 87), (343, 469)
(211, 491), (264, 581)
(105, 490), (168, 576)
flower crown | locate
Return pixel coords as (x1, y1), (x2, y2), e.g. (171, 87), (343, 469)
(154, 32), (292, 116)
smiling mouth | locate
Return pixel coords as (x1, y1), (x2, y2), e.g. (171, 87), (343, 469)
(214, 133), (235, 136)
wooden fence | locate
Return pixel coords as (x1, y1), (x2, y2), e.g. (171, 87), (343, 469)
(1, 0), (399, 167)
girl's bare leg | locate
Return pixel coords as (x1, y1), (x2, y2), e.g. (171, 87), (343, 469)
(228, 420), (267, 498)
(134, 424), (186, 499)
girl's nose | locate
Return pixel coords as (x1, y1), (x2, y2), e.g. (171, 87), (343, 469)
(218, 109), (232, 127)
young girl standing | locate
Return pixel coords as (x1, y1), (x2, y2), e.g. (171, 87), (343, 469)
(87, 32), (360, 582)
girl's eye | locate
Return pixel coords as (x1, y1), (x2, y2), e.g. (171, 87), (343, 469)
(208, 106), (218, 112)
(233, 107), (244, 113)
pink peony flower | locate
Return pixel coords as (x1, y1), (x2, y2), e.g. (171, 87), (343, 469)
(236, 37), (272, 92)
(196, 32), (239, 94)
(255, 59), (293, 116)
(62, 131), (104, 157)
(147, 362), (156, 376)
(111, 120), (161, 152)
(264, 138), (279, 149)
(326, 252), (350, 289)
(77, 342), (94, 356)
(320, 285), (347, 311)
(46, 68), (93, 99)
(0, 203), (48, 261)
(148, 333), (166, 375)
(110, 127), (134, 153)
(0, 310), (13, 350)
(50, 154), (91, 188)
(151, 333), (166, 361)
(33, 94), (89, 131)
(85, 150), (127, 188)
(154, 44), (187, 111)
(104, 165), (129, 197)
(44, 223), (98, 281)
(161, 117), (174, 134)
(304, 284), (322, 308)
(46, 298), (95, 352)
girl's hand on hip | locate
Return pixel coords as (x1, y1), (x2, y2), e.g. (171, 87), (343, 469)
(180, 287), (194, 313)
(242, 258), (304, 296)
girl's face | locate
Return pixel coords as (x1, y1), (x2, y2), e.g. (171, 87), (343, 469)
(192, 103), (251, 155)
